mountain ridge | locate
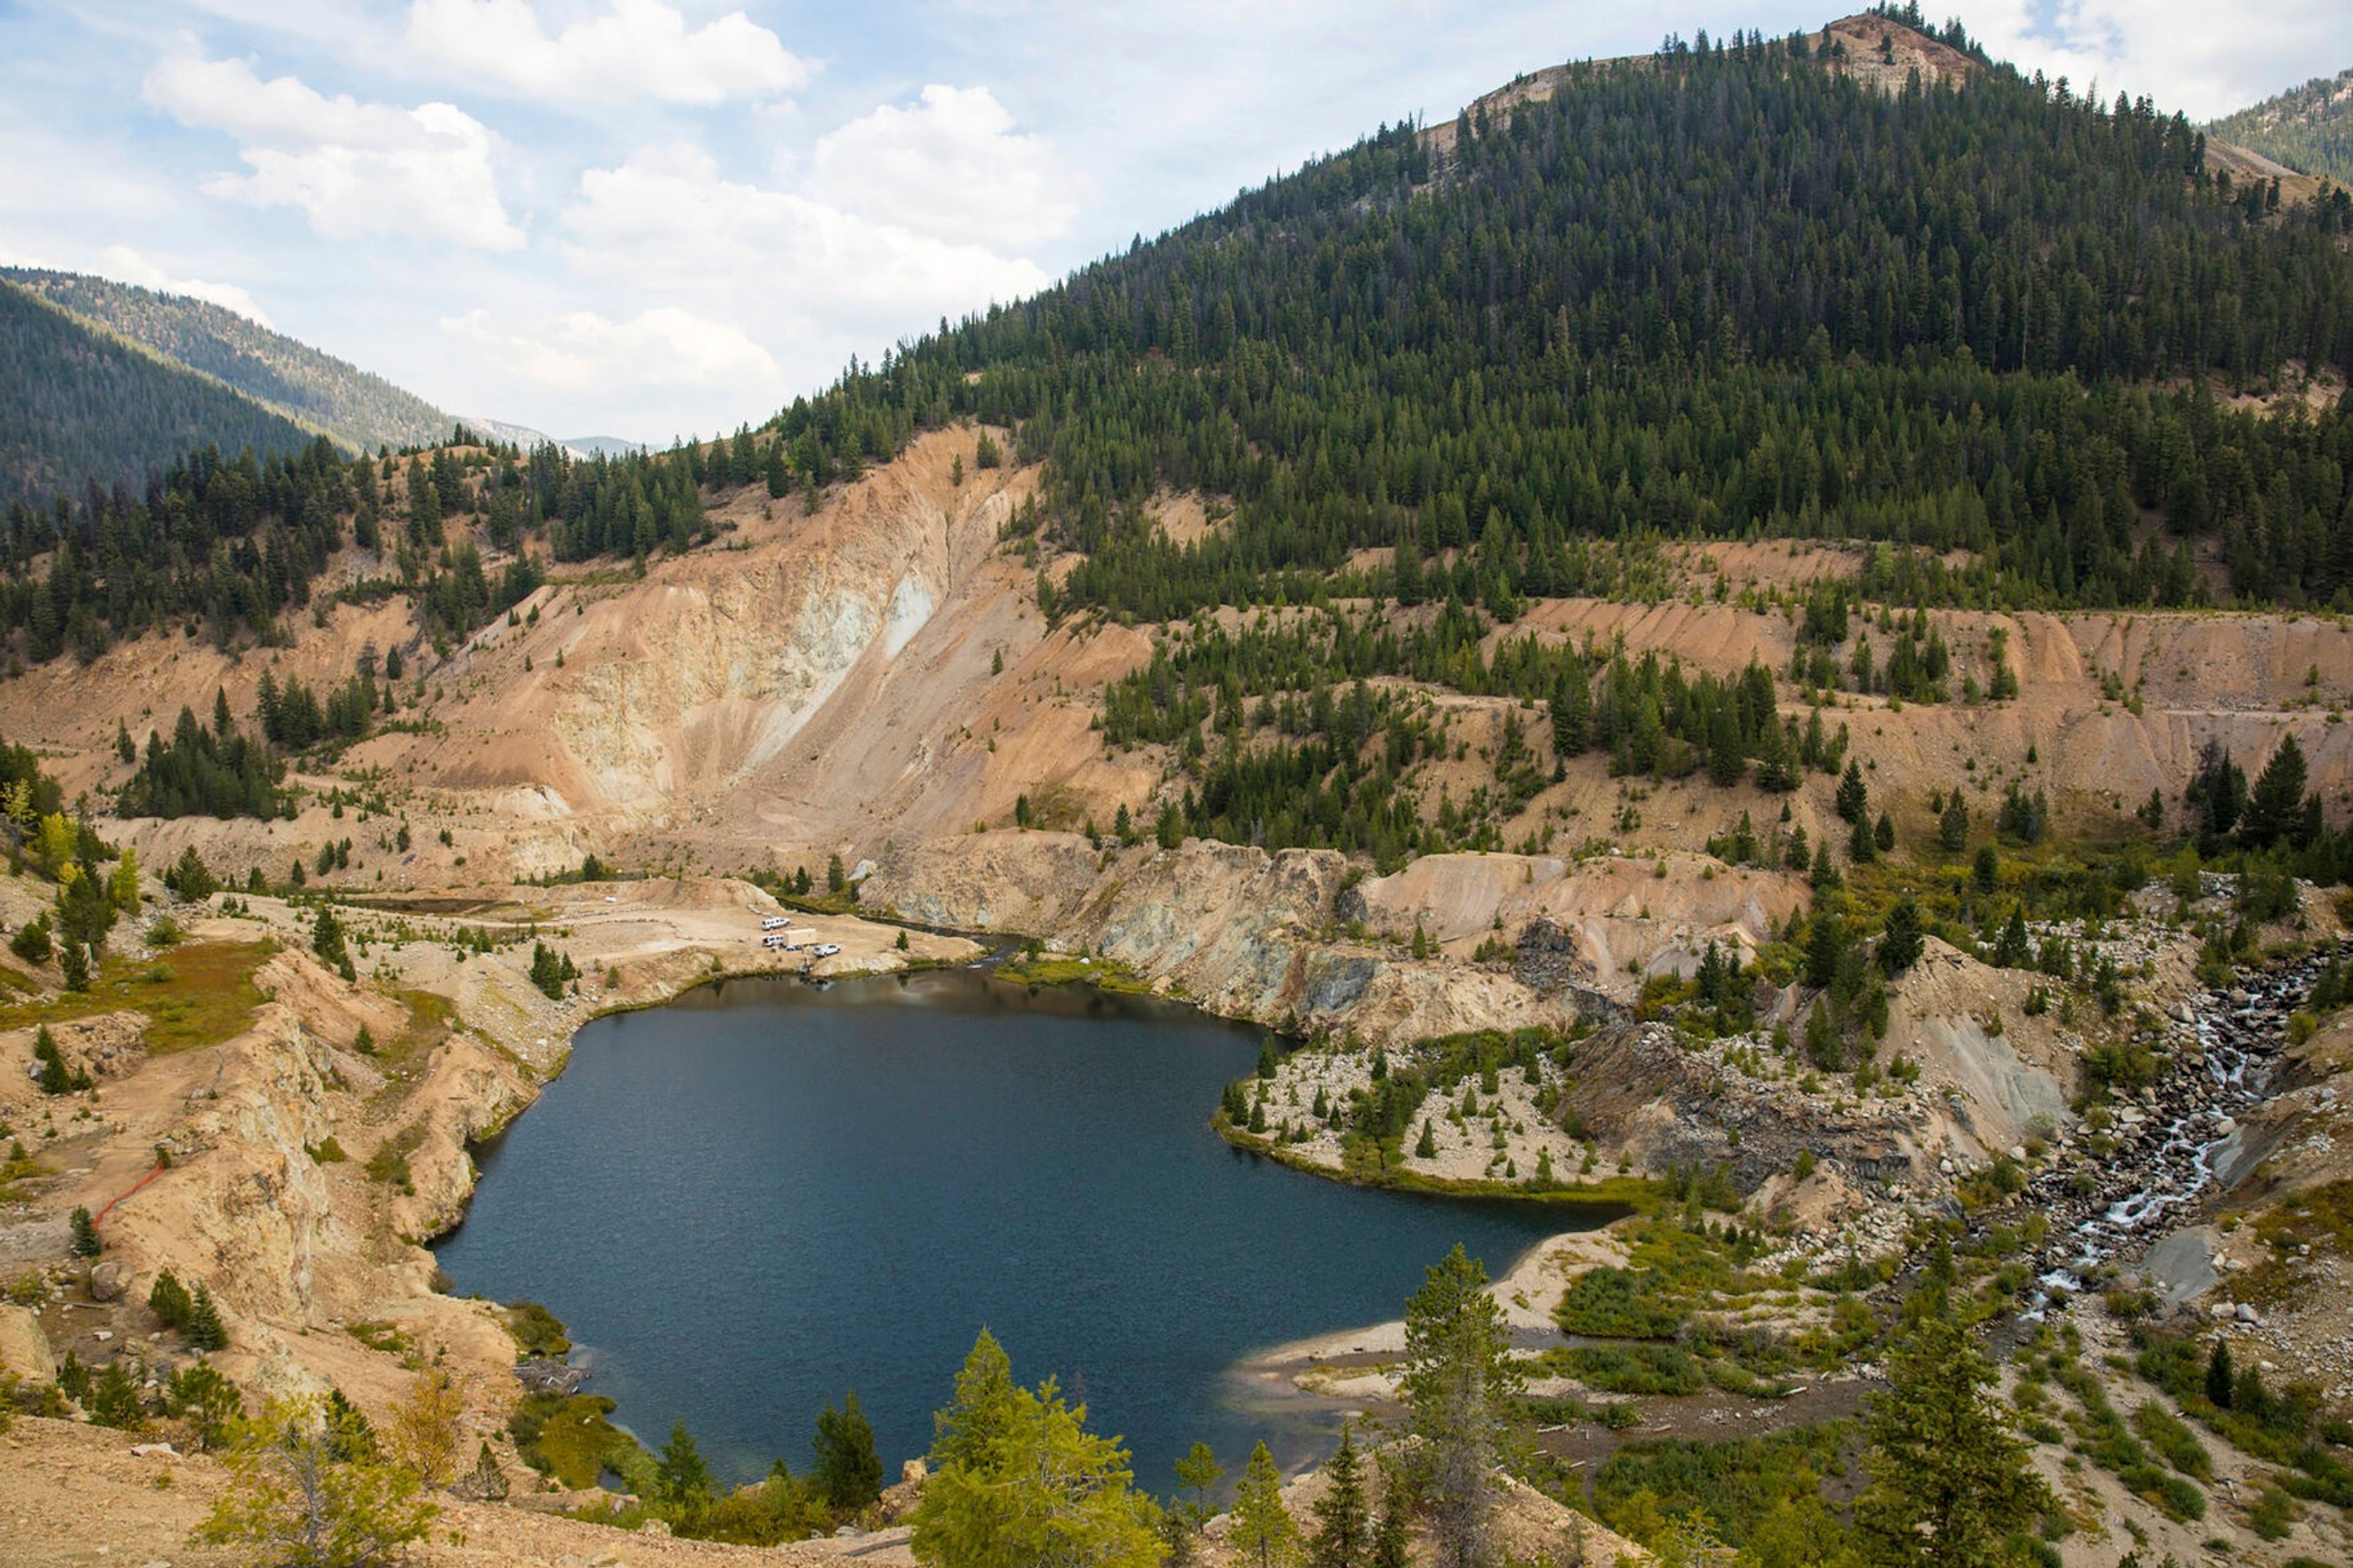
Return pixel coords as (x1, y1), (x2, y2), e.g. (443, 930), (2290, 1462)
(2207, 64), (2353, 188)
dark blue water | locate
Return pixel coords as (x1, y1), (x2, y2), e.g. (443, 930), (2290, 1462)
(434, 969), (1600, 1491)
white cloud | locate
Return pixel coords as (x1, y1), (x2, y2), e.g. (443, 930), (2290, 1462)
(442, 303), (779, 390)
(403, 0), (810, 107)
(92, 244), (275, 327)
(1961, 0), (2353, 123)
(144, 52), (522, 251)
(808, 85), (1083, 249)
(562, 139), (1053, 322)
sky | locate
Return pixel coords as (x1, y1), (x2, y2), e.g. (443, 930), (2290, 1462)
(2, 2), (2349, 444)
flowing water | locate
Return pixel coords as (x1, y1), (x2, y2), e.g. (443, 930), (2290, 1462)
(435, 968), (1608, 1488)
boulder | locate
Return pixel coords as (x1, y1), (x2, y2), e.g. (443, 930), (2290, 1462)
(0, 1304), (58, 1382)
(89, 1260), (133, 1302)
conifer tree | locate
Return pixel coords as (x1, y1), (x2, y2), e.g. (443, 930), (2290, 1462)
(1370, 1480), (1411, 1568)
(1232, 1441), (1297, 1568)
(2205, 1339), (2235, 1409)
(186, 1284), (228, 1352)
(150, 1267), (193, 1330)
(1400, 1246), (1521, 1568)
(71, 1204), (102, 1257)
(813, 1392), (884, 1512)
(2240, 733), (2311, 849)
(1854, 1285), (2051, 1567)
(1877, 898), (1924, 975)
(1175, 1441), (1224, 1528)
(656, 1420), (714, 1515)
(1836, 759), (1868, 823)
(1309, 1426), (1370, 1568)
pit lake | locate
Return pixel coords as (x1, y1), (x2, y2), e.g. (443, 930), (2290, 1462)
(434, 968), (1610, 1490)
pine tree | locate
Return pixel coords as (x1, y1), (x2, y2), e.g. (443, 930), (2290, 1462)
(1853, 1286), (2052, 1567)
(186, 1284), (228, 1352)
(1370, 1481), (1411, 1568)
(2205, 1339), (2235, 1409)
(813, 1392), (884, 1511)
(932, 1329), (1018, 1470)
(91, 1360), (146, 1431)
(1232, 1441), (1297, 1568)
(656, 1420), (714, 1514)
(70, 1204), (100, 1257)
(2240, 733), (2311, 849)
(1400, 1246), (1521, 1568)
(34, 1025), (70, 1094)
(1175, 1441), (1224, 1528)
(1309, 1426), (1370, 1568)
(150, 1267), (193, 1330)
(1877, 898), (1924, 975)
(1549, 665), (1590, 757)
(1849, 813), (1877, 864)
(1415, 1120), (1438, 1159)
(1836, 759), (1868, 823)
(1707, 702), (1745, 787)
(1938, 795), (1969, 853)
(1874, 811), (1895, 852)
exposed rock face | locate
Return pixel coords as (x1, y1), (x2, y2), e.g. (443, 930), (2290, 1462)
(0, 1303), (56, 1382)
(1556, 1020), (1934, 1193)
(868, 834), (1575, 1047)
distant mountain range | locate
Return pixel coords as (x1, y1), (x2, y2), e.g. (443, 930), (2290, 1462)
(0, 266), (564, 509)
(2207, 67), (2353, 187)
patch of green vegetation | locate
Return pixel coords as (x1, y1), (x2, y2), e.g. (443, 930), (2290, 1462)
(2135, 1330), (2353, 1506)
(2131, 1401), (2213, 1480)
(0, 1138), (44, 1202)
(345, 1320), (415, 1361)
(1588, 1420), (1859, 1549)
(504, 1300), (571, 1360)
(364, 1124), (423, 1195)
(374, 989), (455, 1071)
(0, 940), (275, 1054)
(1556, 1265), (1685, 1339)
(995, 953), (1150, 992)
(2043, 1343), (2205, 1521)
(510, 1391), (635, 1489)
(1540, 1343), (1704, 1396)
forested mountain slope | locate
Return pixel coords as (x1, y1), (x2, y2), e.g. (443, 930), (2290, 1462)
(2208, 67), (2353, 187)
(0, 278), (317, 509)
(2, 265), (460, 454)
(784, 11), (2353, 619)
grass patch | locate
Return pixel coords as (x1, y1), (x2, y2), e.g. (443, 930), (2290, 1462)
(995, 953), (1151, 992)
(346, 1320), (415, 1360)
(504, 1301), (571, 1359)
(510, 1392), (634, 1489)
(2132, 1401), (2213, 1480)
(365, 1124), (424, 1194)
(1590, 1421), (1859, 1549)
(0, 940), (275, 1055)
(1556, 1265), (1685, 1339)
(1540, 1343), (1705, 1396)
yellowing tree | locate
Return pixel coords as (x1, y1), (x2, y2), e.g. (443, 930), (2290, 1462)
(35, 812), (74, 876)
(108, 847), (139, 914)
(199, 1395), (436, 1567)
(385, 1368), (465, 1490)
(912, 1333), (1161, 1568)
